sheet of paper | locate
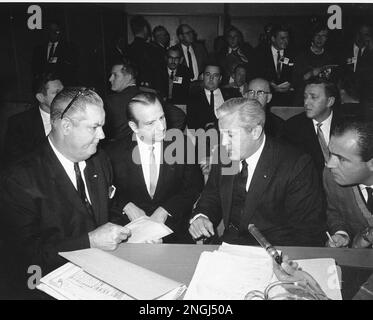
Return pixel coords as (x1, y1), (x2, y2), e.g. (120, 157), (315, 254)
(37, 262), (133, 300)
(184, 250), (273, 300)
(125, 216), (173, 243)
(59, 248), (184, 300)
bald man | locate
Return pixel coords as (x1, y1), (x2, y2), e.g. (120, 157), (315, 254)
(245, 78), (284, 137)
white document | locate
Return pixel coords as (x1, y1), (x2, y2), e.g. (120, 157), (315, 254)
(125, 216), (173, 243)
(37, 248), (186, 300)
(184, 243), (342, 300)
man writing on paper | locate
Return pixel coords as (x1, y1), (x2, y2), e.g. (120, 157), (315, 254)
(0, 87), (130, 298)
(189, 98), (325, 246)
(106, 92), (203, 243)
(324, 116), (373, 249)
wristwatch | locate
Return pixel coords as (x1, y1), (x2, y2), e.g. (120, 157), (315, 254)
(361, 227), (373, 244)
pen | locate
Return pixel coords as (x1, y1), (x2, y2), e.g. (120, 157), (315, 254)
(326, 231), (336, 246)
(248, 224), (282, 265)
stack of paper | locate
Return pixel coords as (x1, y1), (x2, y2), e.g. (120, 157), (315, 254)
(184, 243), (342, 300)
(37, 248), (186, 300)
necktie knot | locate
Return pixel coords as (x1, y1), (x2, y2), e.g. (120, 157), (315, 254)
(170, 71), (174, 80)
(241, 160), (248, 178)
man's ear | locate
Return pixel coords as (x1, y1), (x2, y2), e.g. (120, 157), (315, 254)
(60, 118), (72, 135)
(252, 125), (263, 140)
(128, 121), (138, 133)
(36, 93), (45, 104)
(366, 158), (373, 172)
(327, 96), (335, 109)
(266, 93), (273, 104)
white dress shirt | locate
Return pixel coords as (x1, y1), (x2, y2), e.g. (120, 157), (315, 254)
(181, 44), (199, 81)
(312, 111), (333, 145)
(353, 44), (366, 72)
(359, 184), (373, 203)
(240, 135), (266, 191)
(204, 88), (225, 117)
(136, 135), (161, 196)
(39, 107), (51, 135)
(48, 137), (91, 204)
(47, 41), (59, 60)
(271, 45), (284, 72)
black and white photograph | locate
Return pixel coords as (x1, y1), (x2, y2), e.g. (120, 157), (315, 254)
(0, 1), (373, 304)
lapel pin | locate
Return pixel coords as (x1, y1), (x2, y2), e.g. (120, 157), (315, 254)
(264, 175), (267, 179)
(93, 174), (98, 178)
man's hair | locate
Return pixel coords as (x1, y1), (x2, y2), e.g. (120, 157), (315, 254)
(337, 71), (360, 101)
(167, 45), (182, 56)
(270, 24), (290, 38)
(127, 92), (161, 125)
(50, 87), (103, 122)
(32, 72), (62, 96)
(176, 24), (192, 37)
(130, 15), (149, 36)
(332, 116), (373, 162)
(310, 22), (328, 39)
(248, 77), (271, 93)
(204, 62), (222, 74)
(112, 60), (138, 80)
(217, 97), (265, 132)
(305, 78), (340, 104)
(224, 25), (243, 42)
(152, 25), (168, 38)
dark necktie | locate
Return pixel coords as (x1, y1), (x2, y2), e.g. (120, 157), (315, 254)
(276, 50), (282, 79)
(365, 187), (373, 214)
(356, 47), (363, 72)
(239, 160), (248, 192)
(168, 71), (174, 99)
(48, 42), (56, 61)
(316, 123), (330, 162)
(74, 162), (94, 217)
(187, 46), (195, 79)
(210, 90), (214, 109)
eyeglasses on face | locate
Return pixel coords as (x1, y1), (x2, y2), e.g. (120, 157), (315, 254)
(246, 89), (270, 97)
(60, 87), (93, 120)
(204, 72), (220, 79)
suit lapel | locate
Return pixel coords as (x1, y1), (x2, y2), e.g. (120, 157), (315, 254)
(241, 138), (277, 228)
(84, 159), (102, 226)
(220, 162), (236, 227)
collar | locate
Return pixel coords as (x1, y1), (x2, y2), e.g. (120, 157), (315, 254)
(49, 41), (59, 46)
(39, 106), (50, 118)
(48, 137), (86, 173)
(168, 67), (177, 75)
(204, 88), (220, 95)
(242, 134), (266, 169)
(181, 43), (193, 51)
(271, 45), (284, 55)
(136, 134), (162, 152)
(312, 110), (333, 127)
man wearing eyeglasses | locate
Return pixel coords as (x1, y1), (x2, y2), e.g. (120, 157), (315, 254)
(0, 87), (131, 298)
(245, 78), (284, 138)
(175, 24), (208, 81)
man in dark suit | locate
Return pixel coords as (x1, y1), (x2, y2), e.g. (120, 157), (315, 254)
(175, 24), (208, 81)
(32, 21), (78, 85)
(0, 87), (131, 298)
(106, 92), (203, 243)
(105, 61), (141, 140)
(3, 73), (64, 166)
(158, 46), (193, 104)
(186, 63), (240, 131)
(189, 98), (325, 246)
(283, 79), (340, 179)
(127, 15), (158, 88)
(324, 117), (373, 249)
(245, 78), (284, 138)
(255, 24), (295, 105)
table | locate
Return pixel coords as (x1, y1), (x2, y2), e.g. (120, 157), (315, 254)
(111, 244), (373, 299)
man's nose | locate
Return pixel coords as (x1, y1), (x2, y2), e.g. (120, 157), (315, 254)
(326, 154), (337, 168)
(97, 127), (105, 140)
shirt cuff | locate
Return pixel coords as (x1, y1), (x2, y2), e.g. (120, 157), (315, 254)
(189, 213), (209, 225)
(335, 230), (350, 241)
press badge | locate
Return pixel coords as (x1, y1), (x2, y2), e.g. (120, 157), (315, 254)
(173, 76), (183, 84)
(109, 185), (116, 199)
(49, 57), (58, 64)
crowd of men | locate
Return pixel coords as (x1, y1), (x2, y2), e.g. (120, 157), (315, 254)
(1, 15), (373, 299)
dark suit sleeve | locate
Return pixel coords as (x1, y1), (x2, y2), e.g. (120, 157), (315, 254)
(192, 160), (223, 227)
(0, 171), (90, 272)
(161, 138), (204, 229)
(3, 116), (28, 165)
(323, 168), (350, 236)
(284, 153), (326, 246)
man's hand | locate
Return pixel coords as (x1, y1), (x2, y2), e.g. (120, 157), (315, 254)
(123, 202), (146, 221)
(352, 227), (373, 249)
(325, 233), (349, 248)
(88, 222), (131, 251)
(189, 216), (214, 240)
(272, 255), (329, 299)
(151, 207), (169, 224)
